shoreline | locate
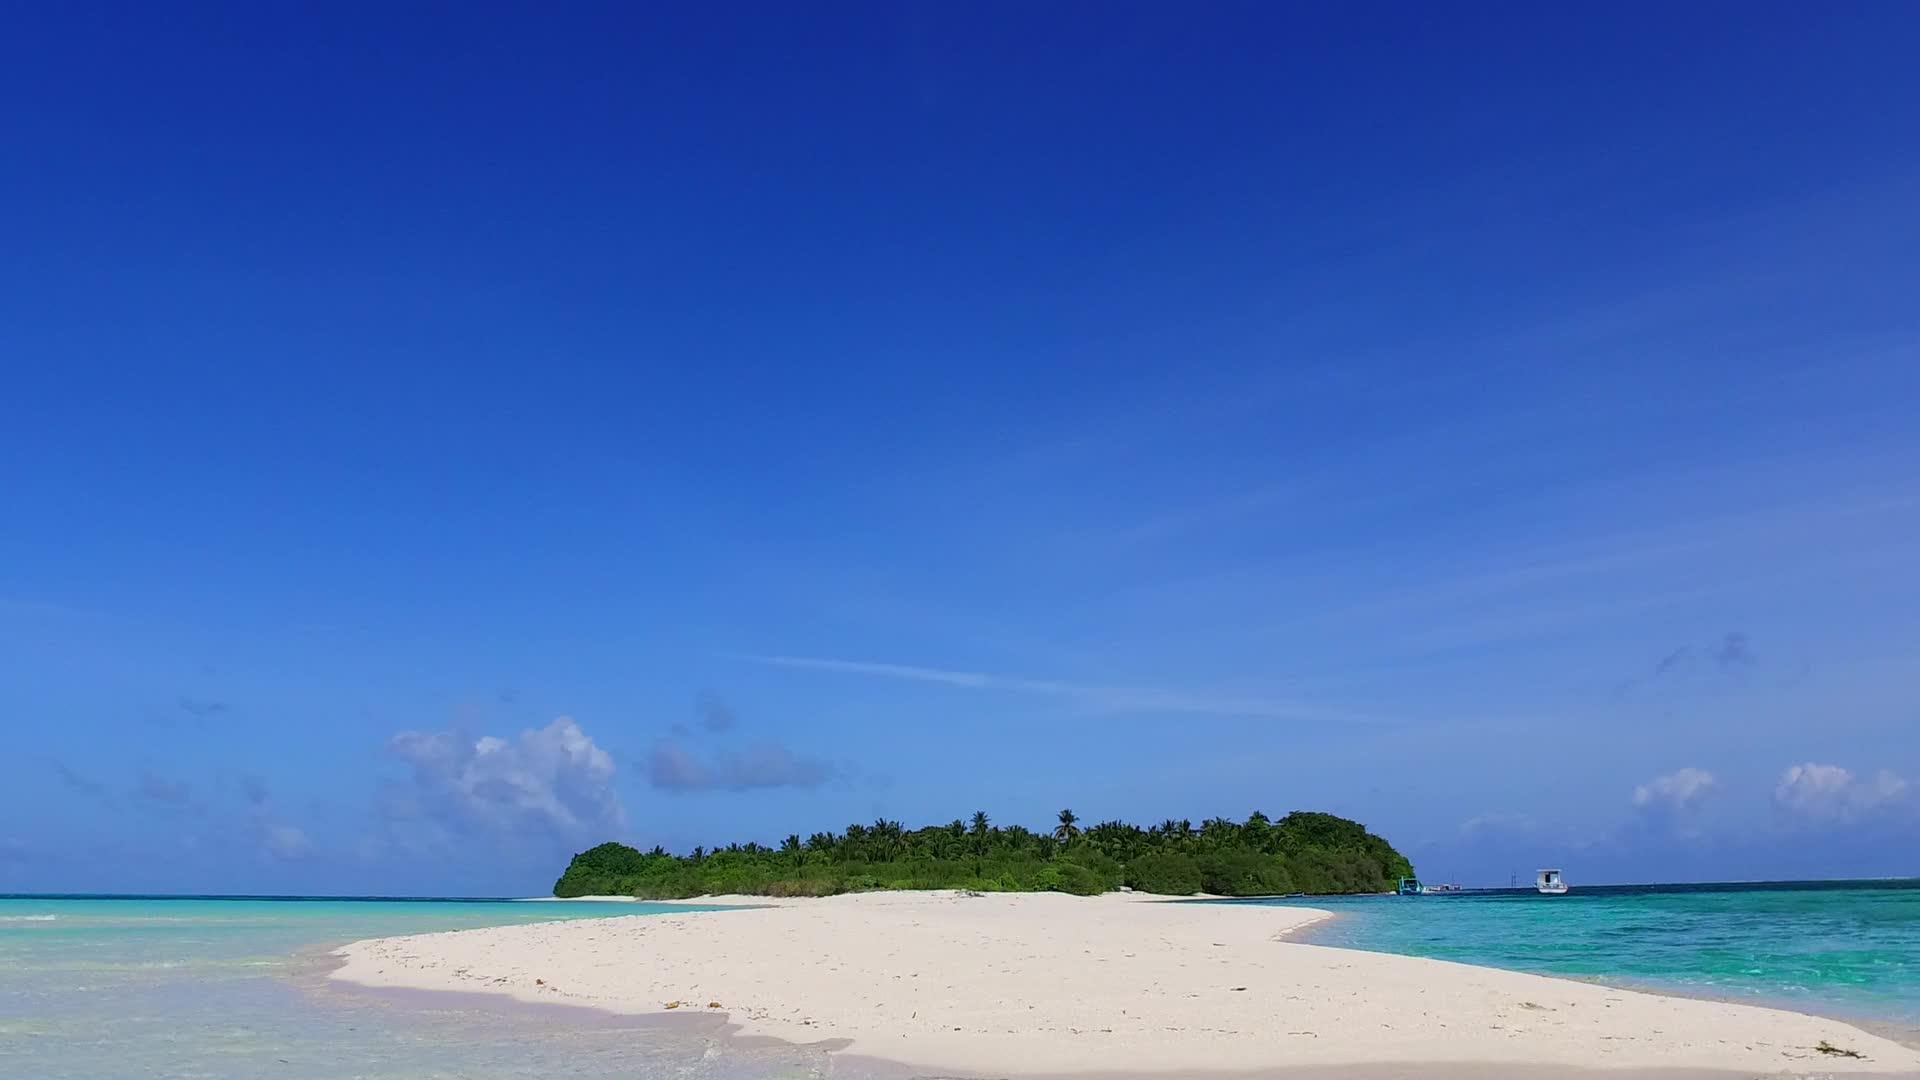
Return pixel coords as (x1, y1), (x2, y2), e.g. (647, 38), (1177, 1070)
(326, 889), (1920, 1076)
(1279, 906), (1920, 1049)
(311, 952), (1810, 1080)
(310, 973), (1787, 1080)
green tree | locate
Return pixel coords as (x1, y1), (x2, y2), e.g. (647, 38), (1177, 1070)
(1054, 808), (1080, 844)
(551, 808), (1412, 900)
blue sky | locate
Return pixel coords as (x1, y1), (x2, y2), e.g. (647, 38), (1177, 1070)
(3, 5), (1917, 895)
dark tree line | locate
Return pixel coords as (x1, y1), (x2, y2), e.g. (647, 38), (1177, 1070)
(553, 809), (1413, 899)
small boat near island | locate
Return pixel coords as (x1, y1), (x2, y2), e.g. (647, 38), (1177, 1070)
(1535, 868), (1569, 895)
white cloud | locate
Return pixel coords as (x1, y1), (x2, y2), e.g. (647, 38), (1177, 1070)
(1774, 762), (1909, 825)
(1632, 767), (1717, 811)
(387, 717), (624, 840)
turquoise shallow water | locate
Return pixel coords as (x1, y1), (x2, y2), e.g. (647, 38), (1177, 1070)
(0, 895), (876, 1080)
(1256, 879), (1920, 1028)
(4, 884), (1916, 1077)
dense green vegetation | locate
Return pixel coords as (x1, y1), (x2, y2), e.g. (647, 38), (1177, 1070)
(553, 809), (1413, 899)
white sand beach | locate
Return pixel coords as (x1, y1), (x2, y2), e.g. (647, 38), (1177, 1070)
(330, 890), (1920, 1076)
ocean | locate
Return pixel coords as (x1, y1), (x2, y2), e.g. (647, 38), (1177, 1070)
(1268, 879), (1920, 1029)
(2, 881), (1915, 1077)
(0, 896), (843, 1080)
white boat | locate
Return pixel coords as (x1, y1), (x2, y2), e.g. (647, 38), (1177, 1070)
(1535, 868), (1568, 895)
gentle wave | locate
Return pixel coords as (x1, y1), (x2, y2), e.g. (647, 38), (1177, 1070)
(0, 914), (58, 922)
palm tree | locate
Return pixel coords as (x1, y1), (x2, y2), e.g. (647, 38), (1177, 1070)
(1055, 808), (1080, 844)
(1242, 811), (1272, 851)
(805, 831), (836, 859)
(870, 818), (905, 860)
(1084, 820), (1138, 860)
(1201, 817), (1237, 847)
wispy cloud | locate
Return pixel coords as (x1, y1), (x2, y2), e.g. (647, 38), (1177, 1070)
(1163, 485), (1918, 664)
(1653, 646), (1692, 677)
(52, 759), (112, 803)
(646, 738), (835, 793)
(1616, 631), (1761, 700)
(1458, 811), (1537, 837)
(744, 654), (1338, 721)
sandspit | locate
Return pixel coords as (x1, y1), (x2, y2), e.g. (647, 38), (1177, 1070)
(330, 890), (1920, 1076)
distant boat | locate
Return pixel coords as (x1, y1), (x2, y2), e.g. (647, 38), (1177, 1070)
(1420, 882), (1463, 894)
(1535, 868), (1569, 895)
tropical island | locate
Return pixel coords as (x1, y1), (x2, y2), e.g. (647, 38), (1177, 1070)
(553, 808), (1413, 898)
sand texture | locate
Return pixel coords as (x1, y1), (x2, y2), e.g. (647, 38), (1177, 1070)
(330, 890), (1920, 1076)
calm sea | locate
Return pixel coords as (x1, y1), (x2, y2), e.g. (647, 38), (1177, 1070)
(0, 895), (863, 1080)
(1258, 879), (1920, 1029)
(2, 882), (1915, 1077)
